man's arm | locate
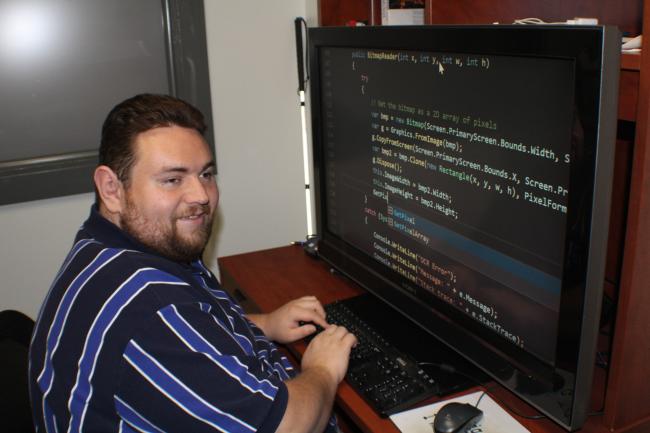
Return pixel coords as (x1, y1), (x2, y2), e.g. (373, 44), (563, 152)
(115, 302), (294, 433)
(276, 325), (356, 433)
(248, 296), (357, 432)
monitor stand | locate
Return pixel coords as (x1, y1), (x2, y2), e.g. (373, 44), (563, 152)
(337, 293), (489, 397)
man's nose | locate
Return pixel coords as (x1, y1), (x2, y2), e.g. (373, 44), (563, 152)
(185, 176), (210, 204)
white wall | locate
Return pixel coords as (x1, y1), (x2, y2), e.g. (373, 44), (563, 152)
(204, 1), (313, 263)
(0, 1), (318, 319)
(0, 193), (94, 319)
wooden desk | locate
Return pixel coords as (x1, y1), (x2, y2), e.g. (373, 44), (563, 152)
(219, 245), (611, 433)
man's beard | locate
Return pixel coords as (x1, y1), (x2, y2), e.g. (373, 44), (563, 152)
(120, 198), (213, 263)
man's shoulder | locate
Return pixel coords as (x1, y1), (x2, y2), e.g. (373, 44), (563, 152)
(46, 236), (198, 334)
(62, 235), (188, 286)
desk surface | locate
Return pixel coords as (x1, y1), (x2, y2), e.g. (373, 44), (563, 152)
(219, 245), (608, 433)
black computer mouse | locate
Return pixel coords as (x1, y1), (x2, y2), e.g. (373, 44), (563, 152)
(433, 402), (484, 433)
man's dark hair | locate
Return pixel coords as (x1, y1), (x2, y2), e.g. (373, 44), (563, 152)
(99, 93), (207, 185)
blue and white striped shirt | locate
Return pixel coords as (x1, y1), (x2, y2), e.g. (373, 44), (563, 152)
(29, 206), (295, 433)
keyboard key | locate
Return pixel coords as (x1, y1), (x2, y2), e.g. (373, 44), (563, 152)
(320, 300), (439, 416)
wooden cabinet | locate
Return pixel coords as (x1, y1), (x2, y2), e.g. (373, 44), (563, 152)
(316, 1), (650, 432)
(319, 0), (643, 34)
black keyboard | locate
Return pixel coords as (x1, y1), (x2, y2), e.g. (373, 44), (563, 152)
(323, 299), (440, 416)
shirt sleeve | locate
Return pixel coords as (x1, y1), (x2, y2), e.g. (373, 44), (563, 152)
(114, 302), (288, 433)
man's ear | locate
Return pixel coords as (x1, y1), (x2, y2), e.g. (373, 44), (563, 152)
(94, 165), (125, 214)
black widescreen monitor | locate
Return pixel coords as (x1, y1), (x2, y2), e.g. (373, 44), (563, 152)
(308, 25), (619, 430)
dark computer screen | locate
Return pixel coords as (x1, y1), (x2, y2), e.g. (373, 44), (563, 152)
(323, 46), (576, 364)
(309, 25), (619, 430)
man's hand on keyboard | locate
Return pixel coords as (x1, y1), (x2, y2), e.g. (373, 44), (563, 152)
(248, 295), (329, 344)
(303, 325), (358, 384)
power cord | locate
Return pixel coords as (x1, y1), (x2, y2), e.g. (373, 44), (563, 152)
(500, 17), (599, 25)
(295, 17), (310, 91)
(513, 17), (567, 25)
(291, 234), (319, 257)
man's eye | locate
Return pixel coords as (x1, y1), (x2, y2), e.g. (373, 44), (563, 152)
(201, 171), (214, 180)
(163, 178), (180, 185)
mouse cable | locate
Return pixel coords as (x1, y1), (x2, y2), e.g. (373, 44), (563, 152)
(474, 390), (487, 407)
(418, 361), (486, 388)
(481, 385), (604, 420)
(418, 362), (548, 421)
(489, 396), (548, 420)
(420, 362), (606, 421)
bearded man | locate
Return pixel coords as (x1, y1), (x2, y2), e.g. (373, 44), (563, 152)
(29, 94), (356, 433)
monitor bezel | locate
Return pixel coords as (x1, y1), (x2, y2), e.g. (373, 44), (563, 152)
(309, 24), (619, 430)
